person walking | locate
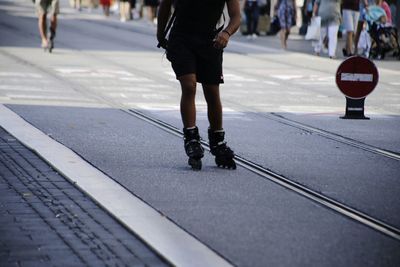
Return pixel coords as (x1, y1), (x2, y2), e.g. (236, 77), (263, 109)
(244, 0), (260, 39)
(312, 0), (341, 58)
(144, 0), (159, 24)
(119, 0), (132, 22)
(73, 0), (82, 11)
(342, 0), (360, 56)
(274, 0), (297, 49)
(100, 0), (111, 16)
(157, 0), (241, 170)
(354, 0), (375, 55)
(35, 0), (59, 52)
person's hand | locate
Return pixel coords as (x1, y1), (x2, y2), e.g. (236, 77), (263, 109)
(213, 30), (230, 49)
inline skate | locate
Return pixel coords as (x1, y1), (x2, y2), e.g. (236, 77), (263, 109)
(183, 127), (204, 170)
(208, 129), (236, 169)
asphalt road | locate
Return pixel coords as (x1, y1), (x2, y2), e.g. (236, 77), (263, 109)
(1, 0), (400, 266)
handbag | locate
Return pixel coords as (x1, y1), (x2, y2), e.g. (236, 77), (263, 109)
(267, 15), (281, 35)
(305, 16), (321, 41)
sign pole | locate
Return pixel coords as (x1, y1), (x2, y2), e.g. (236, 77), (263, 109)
(341, 97), (369, 120)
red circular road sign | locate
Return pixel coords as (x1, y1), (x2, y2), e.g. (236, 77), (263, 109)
(336, 56), (379, 99)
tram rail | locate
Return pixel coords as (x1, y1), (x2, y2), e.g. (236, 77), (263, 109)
(126, 108), (400, 242)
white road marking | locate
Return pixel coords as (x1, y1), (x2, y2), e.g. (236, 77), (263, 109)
(270, 74), (303, 80)
(0, 85), (57, 91)
(6, 94), (82, 101)
(262, 80), (280, 85)
(0, 72), (42, 78)
(224, 73), (257, 82)
(119, 77), (152, 82)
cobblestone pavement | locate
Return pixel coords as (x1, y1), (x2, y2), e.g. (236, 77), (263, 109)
(0, 127), (169, 267)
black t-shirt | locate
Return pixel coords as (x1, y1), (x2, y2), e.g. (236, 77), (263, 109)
(171, 0), (227, 37)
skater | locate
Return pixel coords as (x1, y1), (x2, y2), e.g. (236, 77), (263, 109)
(35, 0), (59, 52)
(157, 0), (241, 170)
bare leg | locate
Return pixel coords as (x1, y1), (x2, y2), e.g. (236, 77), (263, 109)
(38, 13), (48, 47)
(203, 83), (236, 169)
(49, 14), (57, 35)
(279, 29), (286, 49)
(202, 84), (222, 131)
(284, 29), (290, 49)
(346, 31), (354, 55)
(178, 74), (197, 128)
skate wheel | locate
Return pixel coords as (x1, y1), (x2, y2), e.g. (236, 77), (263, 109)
(188, 158), (202, 171)
(215, 158), (236, 170)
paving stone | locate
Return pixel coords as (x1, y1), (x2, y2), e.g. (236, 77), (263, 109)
(0, 127), (169, 267)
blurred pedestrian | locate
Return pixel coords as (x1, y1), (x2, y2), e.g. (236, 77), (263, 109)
(342, 0), (360, 56)
(244, 0), (260, 39)
(73, 0), (82, 11)
(300, 0), (314, 35)
(130, 0), (139, 19)
(120, 0), (132, 21)
(157, 0), (241, 170)
(100, 0), (111, 16)
(274, 0), (297, 49)
(144, 0), (159, 24)
(35, 0), (59, 52)
(375, 0), (392, 24)
(312, 0), (341, 58)
(354, 0), (375, 55)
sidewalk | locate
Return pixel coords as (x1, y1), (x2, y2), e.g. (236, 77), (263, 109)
(0, 126), (169, 267)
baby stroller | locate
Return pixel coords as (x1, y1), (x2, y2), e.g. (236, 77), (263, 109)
(364, 6), (400, 60)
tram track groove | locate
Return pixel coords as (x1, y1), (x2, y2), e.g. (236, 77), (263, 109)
(126, 109), (400, 242)
(224, 100), (400, 161)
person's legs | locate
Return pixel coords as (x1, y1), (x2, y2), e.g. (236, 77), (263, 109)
(314, 26), (326, 55)
(245, 5), (253, 35)
(49, 14), (57, 34)
(178, 74), (197, 128)
(202, 84), (222, 131)
(342, 9), (352, 54)
(346, 31), (354, 54)
(328, 23), (339, 57)
(120, 1), (125, 20)
(284, 28), (290, 48)
(279, 29), (286, 48)
(252, 6), (260, 35)
(38, 13), (48, 47)
(202, 83), (236, 169)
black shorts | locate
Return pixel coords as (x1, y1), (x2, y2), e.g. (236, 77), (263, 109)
(166, 33), (224, 84)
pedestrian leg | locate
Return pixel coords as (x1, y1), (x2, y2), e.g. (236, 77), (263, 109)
(328, 23), (339, 58)
(48, 14), (57, 52)
(178, 74), (197, 128)
(202, 84), (223, 131)
(38, 13), (48, 48)
(203, 83), (236, 169)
